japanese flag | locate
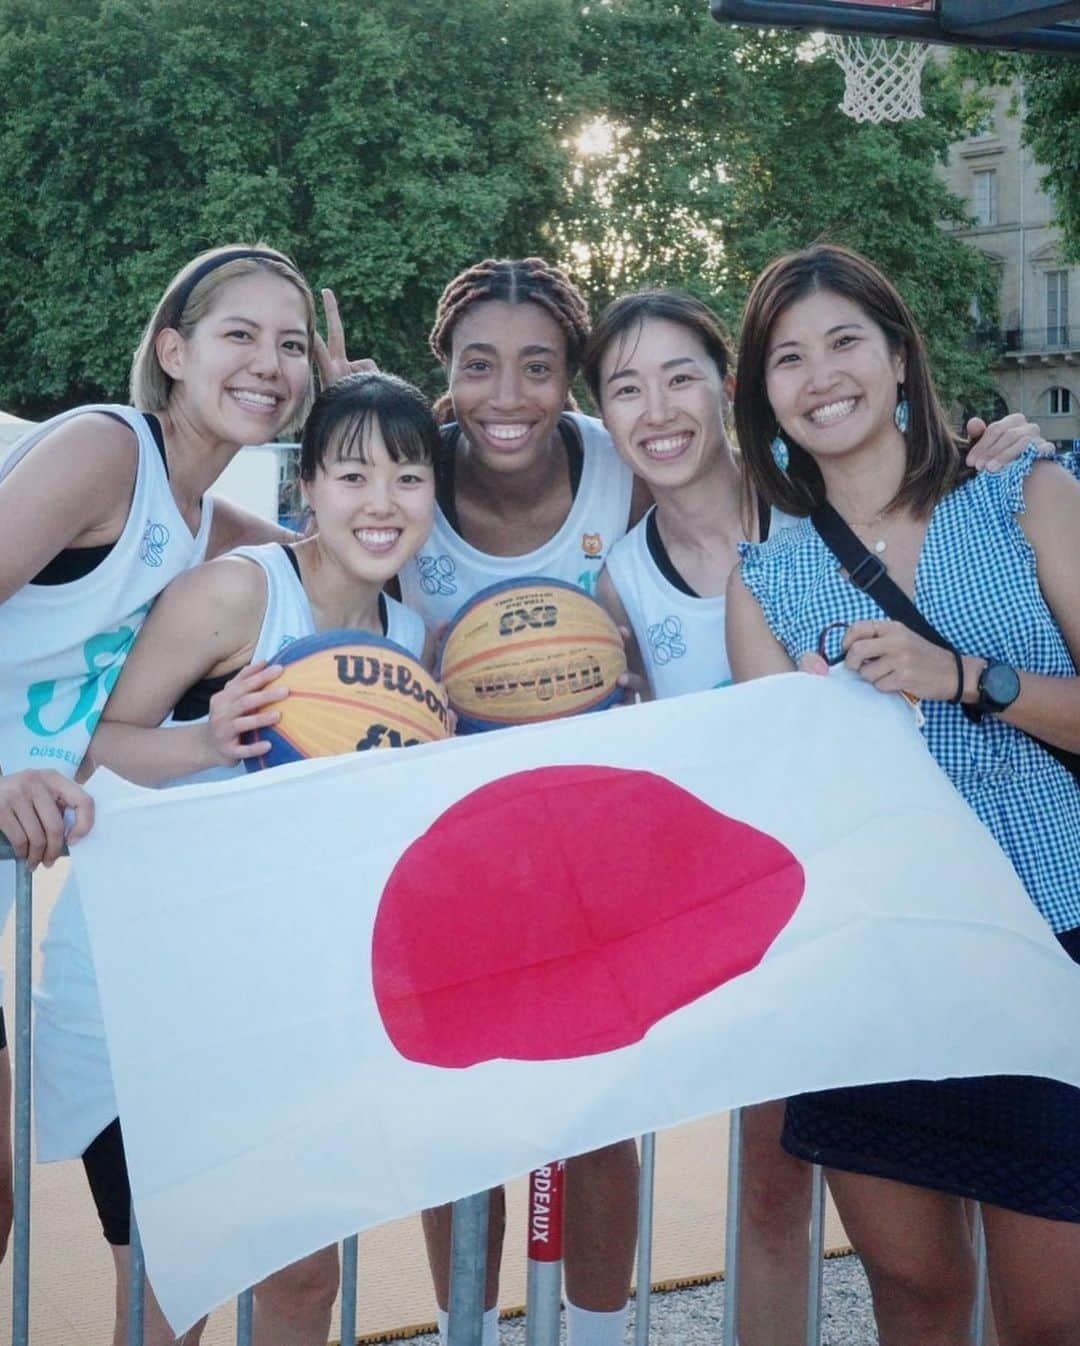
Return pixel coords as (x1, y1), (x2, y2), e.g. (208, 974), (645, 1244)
(74, 670), (1080, 1331)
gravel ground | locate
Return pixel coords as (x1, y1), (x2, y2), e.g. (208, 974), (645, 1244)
(390, 1253), (877, 1344)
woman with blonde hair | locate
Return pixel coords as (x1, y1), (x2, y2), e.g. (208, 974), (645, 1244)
(0, 243), (347, 1344)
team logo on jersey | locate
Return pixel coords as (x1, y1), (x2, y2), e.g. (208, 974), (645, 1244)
(139, 522), (171, 567)
(648, 616), (687, 666)
(581, 532), (603, 559)
(23, 606), (151, 741)
(417, 554), (458, 597)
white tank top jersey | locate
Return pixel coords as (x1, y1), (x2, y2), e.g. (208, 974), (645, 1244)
(0, 405), (214, 779)
(398, 413), (635, 626)
(32, 541), (428, 1161)
(0, 405), (212, 1000)
(160, 543), (427, 791)
(604, 505), (798, 700)
(231, 542), (427, 666)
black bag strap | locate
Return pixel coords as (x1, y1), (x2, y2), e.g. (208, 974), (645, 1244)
(811, 502), (950, 651)
(810, 501), (1080, 785)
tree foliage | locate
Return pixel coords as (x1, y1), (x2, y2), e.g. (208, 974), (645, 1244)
(954, 47), (1080, 266)
(0, 0), (994, 419)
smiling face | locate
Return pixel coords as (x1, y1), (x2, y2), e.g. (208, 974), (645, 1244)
(598, 316), (730, 488)
(158, 271), (312, 444)
(305, 419), (435, 584)
(447, 300), (570, 474)
(765, 289), (906, 467)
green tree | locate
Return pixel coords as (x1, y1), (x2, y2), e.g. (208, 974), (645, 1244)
(0, 0), (995, 419)
(952, 48), (1080, 264)
(554, 0), (998, 412)
(0, 0), (586, 414)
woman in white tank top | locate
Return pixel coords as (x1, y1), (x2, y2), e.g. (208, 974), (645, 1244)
(580, 288), (1053, 1346)
(38, 372), (437, 1346)
(0, 244), (324, 1312)
(401, 259), (646, 1346)
(90, 371), (437, 784)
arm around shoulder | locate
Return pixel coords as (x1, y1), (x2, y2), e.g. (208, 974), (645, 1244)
(207, 496), (298, 556)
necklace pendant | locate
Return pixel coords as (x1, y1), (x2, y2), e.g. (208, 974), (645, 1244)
(873, 539), (887, 554)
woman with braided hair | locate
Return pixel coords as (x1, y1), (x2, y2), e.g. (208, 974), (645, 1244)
(399, 257), (649, 1346)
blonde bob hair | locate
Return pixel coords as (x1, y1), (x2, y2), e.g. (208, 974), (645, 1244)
(129, 243), (316, 429)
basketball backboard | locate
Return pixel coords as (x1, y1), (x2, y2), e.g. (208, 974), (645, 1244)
(710, 0), (1080, 52)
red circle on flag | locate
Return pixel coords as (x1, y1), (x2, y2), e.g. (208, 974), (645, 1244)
(371, 766), (805, 1067)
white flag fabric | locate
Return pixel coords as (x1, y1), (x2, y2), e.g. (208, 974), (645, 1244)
(73, 671), (1080, 1331)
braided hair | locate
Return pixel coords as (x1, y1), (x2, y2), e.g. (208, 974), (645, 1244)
(428, 259), (591, 422)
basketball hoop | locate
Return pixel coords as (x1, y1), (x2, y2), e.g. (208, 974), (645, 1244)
(824, 33), (930, 123)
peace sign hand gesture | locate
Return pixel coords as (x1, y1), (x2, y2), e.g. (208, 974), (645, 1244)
(313, 288), (379, 388)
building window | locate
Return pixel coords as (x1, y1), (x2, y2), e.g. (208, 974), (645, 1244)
(1047, 386), (1072, 416)
(972, 169), (997, 226)
(1047, 271), (1070, 347)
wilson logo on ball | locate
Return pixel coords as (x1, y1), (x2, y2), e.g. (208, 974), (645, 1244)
(244, 629), (451, 771)
(472, 657), (605, 704)
(333, 654), (450, 726)
(438, 578), (627, 734)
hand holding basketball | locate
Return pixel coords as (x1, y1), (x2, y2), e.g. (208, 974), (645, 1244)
(615, 625), (649, 704)
(207, 661), (288, 765)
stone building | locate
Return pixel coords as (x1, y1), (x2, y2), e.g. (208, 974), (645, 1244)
(939, 82), (1080, 449)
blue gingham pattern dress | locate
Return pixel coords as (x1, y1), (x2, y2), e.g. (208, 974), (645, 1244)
(741, 450), (1080, 1220)
(740, 448), (1080, 934)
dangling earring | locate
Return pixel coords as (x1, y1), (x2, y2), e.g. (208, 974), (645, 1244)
(770, 433), (790, 472)
(894, 384), (910, 435)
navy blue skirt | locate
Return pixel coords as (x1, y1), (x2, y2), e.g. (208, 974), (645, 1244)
(782, 928), (1080, 1223)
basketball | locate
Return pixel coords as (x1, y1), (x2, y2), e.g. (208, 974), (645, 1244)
(438, 578), (627, 734)
(244, 629), (451, 771)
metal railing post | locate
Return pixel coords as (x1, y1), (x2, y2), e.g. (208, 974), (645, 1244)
(11, 849), (32, 1346)
(806, 1165), (825, 1346)
(525, 1163), (564, 1346)
(340, 1234), (359, 1346)
(722, 1108), (743, 1346)
(634, 1133), (656, 1346)
(128, 1209), (146, 1346)
(447, 1190), (490, 1346)
(971, 1205), (988, 1346)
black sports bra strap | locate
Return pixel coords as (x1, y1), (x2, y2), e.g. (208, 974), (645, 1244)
(280, 543), (302, 580)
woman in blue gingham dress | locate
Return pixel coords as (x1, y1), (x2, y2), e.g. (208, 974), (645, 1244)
(727, 245), (1080, 1346)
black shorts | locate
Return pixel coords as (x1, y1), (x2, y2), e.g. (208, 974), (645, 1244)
(783, 927), (1080, 1222)
(0, 1007), (6, 1052)
(82, 1118), (131, 1245)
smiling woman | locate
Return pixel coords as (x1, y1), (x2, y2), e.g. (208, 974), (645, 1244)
(397, 257), (644, 1346)
(729, 242), (1080, 1346)
(0, 243), (348, 1346)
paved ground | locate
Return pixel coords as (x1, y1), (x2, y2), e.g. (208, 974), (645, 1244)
(391, 1253), (877, 1345)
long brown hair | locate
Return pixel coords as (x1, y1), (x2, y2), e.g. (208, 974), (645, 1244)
(735, 244), (965, 517)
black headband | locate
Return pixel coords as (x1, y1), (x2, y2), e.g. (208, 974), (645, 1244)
(167, 249), (297, 328)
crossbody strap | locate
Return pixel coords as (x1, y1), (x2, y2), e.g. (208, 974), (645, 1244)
(810, 502), (950, 650)
(810, 501), (1080, 784)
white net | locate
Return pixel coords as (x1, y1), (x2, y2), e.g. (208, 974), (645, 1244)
(824, 35), (930, 123)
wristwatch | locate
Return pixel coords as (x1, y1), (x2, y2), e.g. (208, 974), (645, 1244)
(974, 660), (1021, 716)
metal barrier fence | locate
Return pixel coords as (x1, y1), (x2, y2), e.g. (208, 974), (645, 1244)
(3, 839), (989, 1346)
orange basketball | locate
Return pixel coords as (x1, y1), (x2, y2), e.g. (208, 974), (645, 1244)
(245, 630), (451, 770)
(438, 578), (627, 733)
